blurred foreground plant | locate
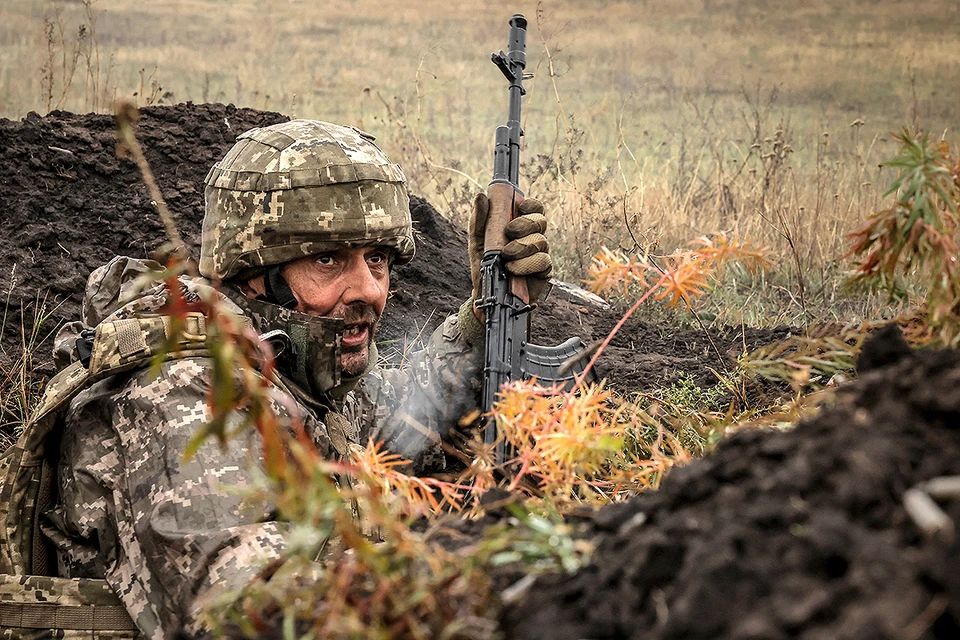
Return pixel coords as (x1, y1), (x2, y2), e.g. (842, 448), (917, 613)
(215, 445), (498, 640)
(491, 380), (694, 501)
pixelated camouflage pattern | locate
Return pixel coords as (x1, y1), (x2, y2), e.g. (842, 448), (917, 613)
(0, 257), (239, 575)
(42, 356), (313, 639)
(199, 120), (415, 281)
(55, 256), (167, 369)
(0, 446), (39, 578)
(3, 256), (483, 639)
(54, 256), (247, 370)
(0, 574), (139, 639)
(0, 273), (224, 579)
(82, 257), (168, 326)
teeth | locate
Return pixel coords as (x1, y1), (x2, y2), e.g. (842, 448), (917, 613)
(345, 326), (363, 336)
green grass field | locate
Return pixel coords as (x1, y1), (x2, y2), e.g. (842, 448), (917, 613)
(2, 0), (959, 326)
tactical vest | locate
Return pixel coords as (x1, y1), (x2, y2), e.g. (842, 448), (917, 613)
(0, 313), (211, 639)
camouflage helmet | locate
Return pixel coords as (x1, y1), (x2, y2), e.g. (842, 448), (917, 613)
(199, 120), (415, 281)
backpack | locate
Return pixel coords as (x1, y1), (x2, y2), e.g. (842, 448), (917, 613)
(0, 312), (212, 638)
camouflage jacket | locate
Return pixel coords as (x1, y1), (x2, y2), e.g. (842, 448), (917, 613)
(40, 256), (482, 639)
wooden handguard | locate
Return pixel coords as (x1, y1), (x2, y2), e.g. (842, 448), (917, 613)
(485, 181), (530, 304)
(484, 182), (519, 252)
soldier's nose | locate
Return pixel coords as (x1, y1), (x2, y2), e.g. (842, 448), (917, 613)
(342, 257), (383, 305)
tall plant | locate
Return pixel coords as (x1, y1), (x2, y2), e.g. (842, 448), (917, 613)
(848, 131), (960, 344)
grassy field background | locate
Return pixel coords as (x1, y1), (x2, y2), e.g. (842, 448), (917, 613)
(2, 0), (959, 326)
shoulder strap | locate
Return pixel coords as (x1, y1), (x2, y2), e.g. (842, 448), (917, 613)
(23, 312), (213, 456)
(0, 601), (139, 632)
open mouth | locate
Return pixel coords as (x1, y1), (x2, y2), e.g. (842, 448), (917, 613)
(342, 323), (370, 348)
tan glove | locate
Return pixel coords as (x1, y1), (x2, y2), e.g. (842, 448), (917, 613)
(468, 192), (553, 305)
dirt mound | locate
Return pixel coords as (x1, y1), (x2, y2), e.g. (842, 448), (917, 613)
(0, 103), (784, 394)
(502, 327), (960, 640)
(0, 103), (287, 373)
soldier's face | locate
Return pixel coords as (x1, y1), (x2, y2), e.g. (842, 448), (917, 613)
(282, 247), (390, 376)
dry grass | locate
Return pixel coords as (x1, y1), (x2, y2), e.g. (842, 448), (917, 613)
(2, 0), (959, 326)
(0, 281), (59, 448)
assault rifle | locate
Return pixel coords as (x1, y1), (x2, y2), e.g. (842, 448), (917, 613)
(479, 14), (594, 464)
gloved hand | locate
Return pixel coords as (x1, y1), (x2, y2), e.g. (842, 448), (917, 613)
(467, 192), (553, 306)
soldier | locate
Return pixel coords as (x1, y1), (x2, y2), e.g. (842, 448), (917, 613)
(0, 120), (551, 638)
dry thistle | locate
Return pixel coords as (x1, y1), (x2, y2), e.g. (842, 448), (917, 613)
(350, 440), (471, 515)
(494, 380), (625, 499)
(487, 377), (704, 502)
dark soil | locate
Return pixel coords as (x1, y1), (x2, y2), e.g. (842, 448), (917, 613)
(0, 103), (786, 394)
(502, 326), (960, 640)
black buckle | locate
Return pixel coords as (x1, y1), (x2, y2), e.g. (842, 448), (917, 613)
(75, 329), (96, 368)
(263, 264), (298, 310)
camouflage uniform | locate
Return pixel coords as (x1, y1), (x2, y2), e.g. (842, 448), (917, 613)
(35, 121), (485, 639)
(41, 259), (481, 639)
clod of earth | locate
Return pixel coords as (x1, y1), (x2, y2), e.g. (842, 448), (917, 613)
(502, 327), (960, 639)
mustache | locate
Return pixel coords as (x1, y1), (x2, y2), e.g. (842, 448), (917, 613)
(341, 304), (380, 327)
(340, 304), (379, 354)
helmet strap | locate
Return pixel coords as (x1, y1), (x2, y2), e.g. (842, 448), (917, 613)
(260, 264), (298, 309)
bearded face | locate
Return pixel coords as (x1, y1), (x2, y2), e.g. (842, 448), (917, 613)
(246, 248), (390, 377)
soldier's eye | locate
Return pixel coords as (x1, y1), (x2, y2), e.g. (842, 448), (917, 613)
(367, 251), (388, 265)
(315, 254), (335, 266)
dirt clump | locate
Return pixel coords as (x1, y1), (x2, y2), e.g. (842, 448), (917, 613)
(502, 327), (960, 640)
